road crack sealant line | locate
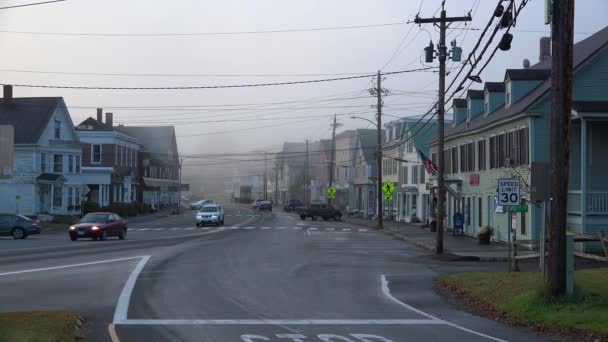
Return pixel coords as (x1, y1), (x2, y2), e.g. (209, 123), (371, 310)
(380, 274), (507, 342)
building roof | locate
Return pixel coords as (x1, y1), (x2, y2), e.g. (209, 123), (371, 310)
(357, 129), (377, 163)
(117, 126), (178, 163)
(430, 25), (608, 144)
(36, 173), (67, 182)
(76, 117), (112, 131)
(0, 97), (62, 144)
(467, 90), (484, 100)
(453, 98), (467, 108)
(573, 101), (608, 113)
(484, 82), (506, 92)
(505, 68), (551, 81)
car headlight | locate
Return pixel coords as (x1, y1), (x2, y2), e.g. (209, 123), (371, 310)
(69, 226), (76, 230)
(211, 215), (218, 218)
(91, 226), (100, 231)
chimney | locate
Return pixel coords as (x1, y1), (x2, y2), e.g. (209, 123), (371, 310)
(539, 37), (551, 62)
(96, 108), (103, 123)
(3, 85), (13, 105)
(106, 112), (113, 127)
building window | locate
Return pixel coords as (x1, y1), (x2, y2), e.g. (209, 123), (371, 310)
(53, 185), (62, 208)
(40, 153), (47, 172)
(477, 139), (486, 171)
(420, 165), (425, 184)
(478, 197), (482, 227)
(451, 147), (458, 174)
(68, 155), (74, 173)
(92, 144), (102, 164)
(54, 120), (61, 139)
(53, 154), (63, 173)
(407, 138), (413, 153)
(412, 165), (419, 184)
(76, 156), (81, 173)
(459, 145), (466, 172)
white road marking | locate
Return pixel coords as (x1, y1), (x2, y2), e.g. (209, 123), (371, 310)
(261, 227), (271, 229)
(292, 227), (301, 230)
(201, 227), (210, 230)
(326, 228), (335, 231)
(358, 229), (368, 232)
(341, 228), (351, 232)
(107, 323), (120, 342)
(153, 228), (165, 231)
(244, 226), (255, 230)
(185, 227), (195, 230)
(309, 227), (318, 230)
(380, 275), (506, 342)
(230, 226), (240, 230)
(297, 222), (305, 226)
(276, 227), (286, 229)
(113, 256), (151, 324)
(139, 228), (151, 231)
(117, 319), (443, 325)
(0, 255), (146, 277)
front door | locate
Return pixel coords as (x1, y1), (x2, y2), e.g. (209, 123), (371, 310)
(37, 184), (51, 214)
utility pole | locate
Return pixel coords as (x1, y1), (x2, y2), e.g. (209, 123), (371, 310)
(264, 152), (268, 201)
(274, 163), (278, 204)
(415, 2), (471, 254)
(376, 70), (383, 230)
(328, 114), (341, 206)
(305, 139), (310, 205)
(178, 157), (183, 214)
(547, 0), (575, 297)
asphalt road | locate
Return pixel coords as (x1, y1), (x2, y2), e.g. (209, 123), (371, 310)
(0, 204), (542, 342)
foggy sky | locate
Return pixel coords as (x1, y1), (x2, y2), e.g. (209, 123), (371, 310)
(0, 0), (606, 184)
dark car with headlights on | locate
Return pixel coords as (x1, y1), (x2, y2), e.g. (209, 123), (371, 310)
(0, 214), (41, 239)
(69, 212), (127, 241)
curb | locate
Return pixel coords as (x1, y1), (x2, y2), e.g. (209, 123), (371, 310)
(382, 229), (437, 253)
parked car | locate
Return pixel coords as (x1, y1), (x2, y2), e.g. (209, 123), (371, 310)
(259, 201), (272, 211)
(0, 214), (41, 239)
(196, 204), (225, 226)
(298, 203), (342, 221)
(252, 199), (263, 209)
(283, 199), (304, 212)
(68, 212), (127, 241)
(190, 199), (214, 210)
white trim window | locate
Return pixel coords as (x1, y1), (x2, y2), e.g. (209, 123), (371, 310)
(92, 144), (102, 164)
(53, 154), (63, 173)
(54, 120), (61, 139)
(68, 155), (74, 173)
(40, 153), (47, 172)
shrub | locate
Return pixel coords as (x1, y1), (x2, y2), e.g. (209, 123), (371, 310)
(83, 201), (100, 214)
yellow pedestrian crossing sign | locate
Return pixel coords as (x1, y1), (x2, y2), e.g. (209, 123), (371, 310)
(384, 194), (393, 200)
(382, 182), (395, 195)
(327, 186), (336, 199)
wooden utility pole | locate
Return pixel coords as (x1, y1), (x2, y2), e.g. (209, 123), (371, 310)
(264, 152), (268, 201)
(328, 114), (341, 206)
(547, 0), (575, 297)
(415, 2), (471, 254)
(376, 70), (383, 230)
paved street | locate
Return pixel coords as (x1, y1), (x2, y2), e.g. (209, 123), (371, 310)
(0, 204), (542, 342)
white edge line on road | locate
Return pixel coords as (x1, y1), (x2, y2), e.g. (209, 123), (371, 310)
(113, 255), (151, 324)
(380, 275), (507, 342)
(117, 319), (444, 325)
(108, 323), (120, 342)
(0, 255), (147, 277)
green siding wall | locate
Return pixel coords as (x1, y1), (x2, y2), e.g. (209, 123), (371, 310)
(511, 80), (543, 104)
(469, 99), (484, 119)
(573, 47), (608, 100)
(454, 107), (467, 125)
(488, 91), (505, 113)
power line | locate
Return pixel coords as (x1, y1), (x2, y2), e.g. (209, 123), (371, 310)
(0, 0), (65, 10)
(0, 22), (408, 37)
(0, 67), (436, 90)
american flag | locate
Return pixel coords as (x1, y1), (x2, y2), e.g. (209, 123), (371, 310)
(418, 150), (438, 175)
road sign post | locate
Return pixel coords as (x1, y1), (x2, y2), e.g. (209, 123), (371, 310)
(499, 178), (521, 272)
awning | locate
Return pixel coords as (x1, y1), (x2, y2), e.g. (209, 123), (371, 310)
(36, 173), (67, 184)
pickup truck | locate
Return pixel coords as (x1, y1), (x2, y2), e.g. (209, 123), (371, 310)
(297, 203), (342, 221)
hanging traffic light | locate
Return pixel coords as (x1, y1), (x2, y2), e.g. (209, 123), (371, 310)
(499, 33), (513, 51)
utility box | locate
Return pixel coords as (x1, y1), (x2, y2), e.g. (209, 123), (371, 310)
(0, 125), (14, 178)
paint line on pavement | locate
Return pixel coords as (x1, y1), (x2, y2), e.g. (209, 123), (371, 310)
(380, 275), (506, 342)
(108, 323), (120, 342)
(244, 226), (255, 230)
(276, 227), (286, 229)
(185, 227), (195, 230)
(292, 227), (301, 230)
(113, 256), (152, 324)
(341, 228), (351, 232)
(0, 255), (147, 277)
(309, 227), (318, 230)
(261, 227), (270, 229)
(117, 319), (444, 326)
(358, 229), (368, 232)
(153, 228), (165, 231)
(327, 228), (335, 231)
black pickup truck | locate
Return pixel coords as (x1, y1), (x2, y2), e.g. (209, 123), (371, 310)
(297, 203), (342, 221)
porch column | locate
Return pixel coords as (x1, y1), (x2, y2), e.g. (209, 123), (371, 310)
(581, 118), (587, 234)
(50, 183), (54, 214)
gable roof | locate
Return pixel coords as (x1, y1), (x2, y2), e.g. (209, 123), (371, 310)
(117, 126), (178, 162)
(505, 69), (551, 81)
(467, 90), (484, 100)
(453, 98), (467, 108)
(484, 82), (506, 92)
(430, 25), (608, 144)
(0, 97), (62, 144)
(76, 117), (112, 131)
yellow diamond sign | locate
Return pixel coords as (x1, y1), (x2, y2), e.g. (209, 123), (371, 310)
(382, 182), (395, 195)
(327, 186), (336, 199)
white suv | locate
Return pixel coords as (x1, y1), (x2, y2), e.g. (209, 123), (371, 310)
(196, 204), (225, 226)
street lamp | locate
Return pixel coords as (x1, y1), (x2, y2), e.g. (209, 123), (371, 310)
(350, 115), (383, 230)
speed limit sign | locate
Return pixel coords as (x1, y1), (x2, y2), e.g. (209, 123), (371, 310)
(498, 178), (520, 206)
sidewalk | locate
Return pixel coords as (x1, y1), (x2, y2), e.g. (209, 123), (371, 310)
(344, 216), (536, 262)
